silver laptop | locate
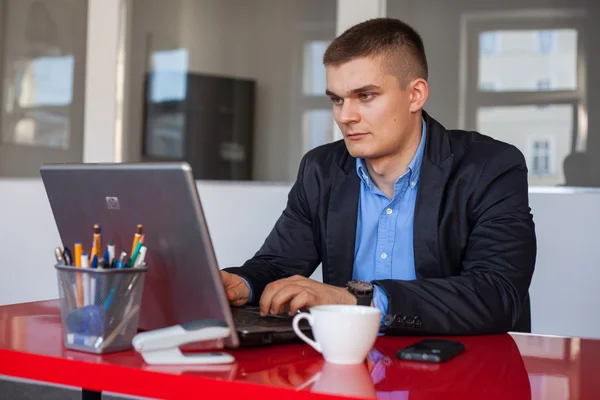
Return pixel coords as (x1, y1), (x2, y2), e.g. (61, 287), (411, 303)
(40, 162), (308, 348)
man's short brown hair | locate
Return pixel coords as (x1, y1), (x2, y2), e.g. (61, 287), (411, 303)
(323, 18), (428, 88)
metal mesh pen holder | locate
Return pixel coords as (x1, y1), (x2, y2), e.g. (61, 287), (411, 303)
(55, 264), (148, 354)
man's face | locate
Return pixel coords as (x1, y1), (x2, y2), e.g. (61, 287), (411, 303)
(325, 56), (419, 160)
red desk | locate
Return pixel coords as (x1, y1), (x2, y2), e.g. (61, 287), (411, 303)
(1, 300), (599, 400)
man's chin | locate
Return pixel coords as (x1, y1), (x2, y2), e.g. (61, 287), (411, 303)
(344, 141), (373, 159)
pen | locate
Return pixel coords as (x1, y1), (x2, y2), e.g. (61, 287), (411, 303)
(81, 253), (90, 306)
(74, 242), (82, 267)
(63, 247), (72, 266)
(54, 247), (65, 265)
(103, 288), (116, 309)
(96, 305), (140, 350)
(108, 240), (115, 265)
(130, 241), (143, 267)
(134, 246), (147, 268)
(103, 249), (110, 268)
(117, 251), (127, 269)
(130, 224), (143, 256)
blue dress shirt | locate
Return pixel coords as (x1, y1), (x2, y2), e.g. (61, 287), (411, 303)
(353, 119), (426, 317)
(242, 119), (426, 315)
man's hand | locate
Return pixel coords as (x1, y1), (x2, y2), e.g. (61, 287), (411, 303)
(259, 275), (357, 316)
(220, 270), (251, 306)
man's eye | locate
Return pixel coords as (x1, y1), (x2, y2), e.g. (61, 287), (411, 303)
(359, 93), (374, 101)
(330, 97), (343, 105)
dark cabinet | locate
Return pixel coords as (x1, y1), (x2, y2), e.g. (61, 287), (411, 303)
(142, 71), (256, 180)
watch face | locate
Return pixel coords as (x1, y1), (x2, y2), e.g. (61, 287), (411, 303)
(348, 280), (373, 293)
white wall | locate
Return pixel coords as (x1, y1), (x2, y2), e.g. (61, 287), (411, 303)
(1, 179), (600, 339)
(528, 188), (600, 338)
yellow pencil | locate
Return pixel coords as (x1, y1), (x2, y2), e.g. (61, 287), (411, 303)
(74, 242), (83, 308)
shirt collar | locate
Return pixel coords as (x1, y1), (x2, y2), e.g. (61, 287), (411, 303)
(355, 117), (427, 189)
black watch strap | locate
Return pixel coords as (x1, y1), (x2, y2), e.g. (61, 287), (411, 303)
(355, 292), (373, 306)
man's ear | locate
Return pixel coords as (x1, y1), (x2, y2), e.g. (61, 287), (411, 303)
(408, 78), (428, 113)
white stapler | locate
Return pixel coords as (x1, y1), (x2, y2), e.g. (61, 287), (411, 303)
(132, 319), (235, 365)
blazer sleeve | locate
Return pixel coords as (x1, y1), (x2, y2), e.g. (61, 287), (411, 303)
(374, 145), (536, 335)
(223, 154), (321, 305)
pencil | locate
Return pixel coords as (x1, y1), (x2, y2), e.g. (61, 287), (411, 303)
(130, 224), (143, 256)
(91, 224), (101, 265)
(74, 242), (83, 308)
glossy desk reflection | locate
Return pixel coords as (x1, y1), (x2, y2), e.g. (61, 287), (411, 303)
(1, 300), (600, 399)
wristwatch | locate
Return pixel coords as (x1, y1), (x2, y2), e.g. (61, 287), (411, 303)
(346, 280), (374, 306)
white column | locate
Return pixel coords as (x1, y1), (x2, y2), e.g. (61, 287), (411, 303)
(333, 0), (387, 140)
(82, 0), (124, 162)
(336, 0), (387, 34)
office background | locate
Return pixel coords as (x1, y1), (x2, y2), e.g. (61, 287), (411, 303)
(0, 0), (599, 344)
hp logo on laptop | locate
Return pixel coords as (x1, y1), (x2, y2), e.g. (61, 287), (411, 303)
(106, 197), (120, 210)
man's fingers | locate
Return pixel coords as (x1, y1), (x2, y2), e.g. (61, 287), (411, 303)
(226, 287), (246, 306)
(272, 286), (318, 315)
(259, 281), (278, 316)
(269, 284), (305, 315)
(289, 291), (312, 315)
(222, 271), (250, 306)
(260, 284), (304, 315)
(260, 277), (321, 315)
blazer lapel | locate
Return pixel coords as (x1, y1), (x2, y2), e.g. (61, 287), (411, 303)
(414, 112), (454, 278)
(326, 158), (360, 287)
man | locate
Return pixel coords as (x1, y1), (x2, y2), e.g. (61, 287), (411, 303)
(221, 18), (536, 335)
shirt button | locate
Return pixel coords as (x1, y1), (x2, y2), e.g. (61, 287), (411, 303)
(386, 208), (393, 215)
(410, 181), (416, 188)
(381, 252), (388, 259)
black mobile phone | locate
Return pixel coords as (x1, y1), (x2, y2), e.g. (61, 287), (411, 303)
(396, 339), (465, 363)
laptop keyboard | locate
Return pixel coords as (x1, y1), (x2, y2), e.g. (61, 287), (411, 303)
(239, 306), (292, 319)
(231, 306), (294, 328)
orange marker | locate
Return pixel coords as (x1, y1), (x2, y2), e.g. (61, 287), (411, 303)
(131, 224), (143, 256)
(74, 242), (83, 308)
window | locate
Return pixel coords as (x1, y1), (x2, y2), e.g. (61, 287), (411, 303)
(477, 105), (570, 183)
(538, 30), (555, 53)
(149, 49), (188, 102)
(2, 54), (75, 150)
(303, 41), (329, 96)
(531, 139), (552, 176)
(299, 39), (334, 152)
(479, 81), (496, 91)
(537, 79), (551, 91)
(463, 12), (586, 187)
(479, 32), (497, 55)
(477, 29), (577, 92)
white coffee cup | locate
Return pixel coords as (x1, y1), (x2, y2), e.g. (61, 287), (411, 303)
(292, 305), (381, 365)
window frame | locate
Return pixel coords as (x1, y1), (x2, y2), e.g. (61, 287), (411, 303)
(291, 23), (336, 154)
(528, 136), (555, 176)
(459, 9), (587, 153)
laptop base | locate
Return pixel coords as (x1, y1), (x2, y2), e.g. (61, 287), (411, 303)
(231, 306), (313, 347)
